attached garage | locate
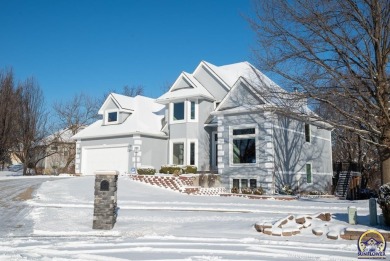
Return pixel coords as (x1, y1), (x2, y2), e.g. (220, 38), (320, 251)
(81, 145), (129, 175)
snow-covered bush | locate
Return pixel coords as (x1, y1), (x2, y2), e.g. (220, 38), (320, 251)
(183, 165), (197, 174)
(280, 185), (293, 195)
(308, 190), (324, 195)
(231, 187), (239, 194)
(377, 182), (390, 226)
(159, 165), (182, 174)
(253, 187), (264, 195)
(241, 187), (253, 194)
(137, 167), (156, 175)
(159, 165), (197, 174)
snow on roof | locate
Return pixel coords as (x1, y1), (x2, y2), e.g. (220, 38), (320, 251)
(156, 72), (214, 103)
(111, 93), (135, 111)
(73, 95), (167, 140)
(98, 93), (135, 115)
(45, 128), (77, 143)
(208, 61), (312, 111)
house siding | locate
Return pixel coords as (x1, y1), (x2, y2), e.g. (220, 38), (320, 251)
(272, 115), (332, 193)
(141, 136), (168, 170)
(218, 112), (272, 191)
(218, 112), (332, 193)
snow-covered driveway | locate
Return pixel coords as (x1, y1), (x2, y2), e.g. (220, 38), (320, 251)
(0, 175), (383, 260)
(0, 176), (62, 237)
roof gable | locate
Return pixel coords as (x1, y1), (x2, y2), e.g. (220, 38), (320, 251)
(98, 93), (134, 115)
(193, 61), (231, 91)
(216, 77), (266, 112)
(156, 72), (214, 103)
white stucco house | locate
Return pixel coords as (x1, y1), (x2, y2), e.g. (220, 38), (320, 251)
(73, 61), (333, 193)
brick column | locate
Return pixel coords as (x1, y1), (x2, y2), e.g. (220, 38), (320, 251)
(92, 170), (118, 230)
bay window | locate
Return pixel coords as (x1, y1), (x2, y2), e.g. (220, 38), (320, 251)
(173, 102), (185, 121)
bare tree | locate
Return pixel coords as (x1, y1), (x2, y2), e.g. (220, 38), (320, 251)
(53, 93), (100, 172)
(249, 0), (390, 183)
(13, 78), (49, 175)
(0, 69), (17, 169)
(53, 93), (100, 135)
(122, 85), (144, 97)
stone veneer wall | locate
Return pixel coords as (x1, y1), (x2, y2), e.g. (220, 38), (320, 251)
(92, 171), (118, 230)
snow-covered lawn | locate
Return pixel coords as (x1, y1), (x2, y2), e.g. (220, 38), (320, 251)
(0, 175), (387, 260)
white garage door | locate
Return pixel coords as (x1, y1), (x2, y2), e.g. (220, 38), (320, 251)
(82, 146), (129, 175)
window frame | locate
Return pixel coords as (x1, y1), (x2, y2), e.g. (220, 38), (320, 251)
(229, 125), (258, 166)
(169, 139), (198, 166)
(105, 110), (119, 125)
(306, 163), (312, 184)
(188, 100), (197, 121)
(172, 142), (185, 165)
(305, 123), (311, 143)
(172, 102), (185, 122)
(170, 100), (198, 123)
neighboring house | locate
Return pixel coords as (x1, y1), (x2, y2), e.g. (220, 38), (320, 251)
(73, 61), (333, 193)
(37, 128), (78, 174)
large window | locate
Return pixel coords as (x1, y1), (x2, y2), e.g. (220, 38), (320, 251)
(173, 102), (185, 121)
(232, 127), (256, 164)
(173, 143), (184, 165)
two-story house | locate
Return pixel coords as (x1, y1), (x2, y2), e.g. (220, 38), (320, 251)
(73, 61), (333, 193)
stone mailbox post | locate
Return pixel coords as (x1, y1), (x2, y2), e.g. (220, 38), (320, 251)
(93, 170), (119, 230)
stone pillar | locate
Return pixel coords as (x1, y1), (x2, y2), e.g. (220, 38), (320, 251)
(369, 198), (378, 226)
(92, 170), (118, 230)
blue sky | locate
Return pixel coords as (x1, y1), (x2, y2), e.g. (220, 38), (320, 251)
(0, 0), (255, 105)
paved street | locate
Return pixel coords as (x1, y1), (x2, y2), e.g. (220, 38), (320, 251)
(0, 178), (63, 237)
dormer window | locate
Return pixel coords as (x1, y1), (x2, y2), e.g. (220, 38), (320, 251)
(105, 110), (119, 125)
(108, 112), (118, 122)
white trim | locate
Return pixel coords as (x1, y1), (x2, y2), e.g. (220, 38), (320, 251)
(82, 143), (129, 150)
(272, 124), (331, 142)
(170, 102), (186, 123)
(170, 100), (198, 124)
(275, 171), (333, 176)
(229, 124), (259, 167)
(81, 143), (130, 175)
(187, 100), (198, 122)
(169, 139), (186, 165)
